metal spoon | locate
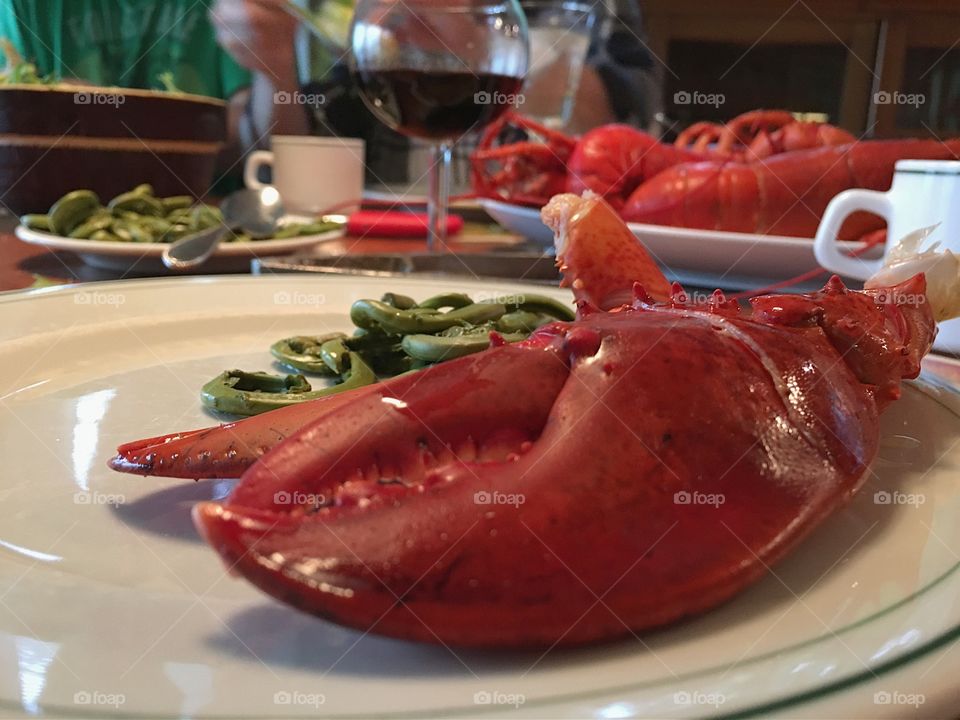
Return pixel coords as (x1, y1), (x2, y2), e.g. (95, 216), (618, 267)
(162, 188), (285, 270)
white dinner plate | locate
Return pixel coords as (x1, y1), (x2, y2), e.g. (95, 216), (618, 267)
(480, 199), (877, 292)
(14, 218), (344, 275)
(1, 275), (959, 719)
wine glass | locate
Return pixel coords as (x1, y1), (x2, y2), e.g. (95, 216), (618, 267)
(350, 0), (529, 252)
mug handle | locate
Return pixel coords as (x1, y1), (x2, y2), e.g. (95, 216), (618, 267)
(243, 150), (274, 190)
(813, 189), (894, 281)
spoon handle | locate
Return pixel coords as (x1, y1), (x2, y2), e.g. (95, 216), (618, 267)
(162, 226), (229, 270)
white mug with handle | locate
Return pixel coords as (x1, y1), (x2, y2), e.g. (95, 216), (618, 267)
(814, 159), (960, 352)
(244, 135), (365, 214)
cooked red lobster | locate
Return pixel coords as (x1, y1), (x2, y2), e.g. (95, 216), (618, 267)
(623, 138), (960, 238)
(472, 109), (960, 238)
(472, 108), (854, 210)
(110, 192), (956, 648)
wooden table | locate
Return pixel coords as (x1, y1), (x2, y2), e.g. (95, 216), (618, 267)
(0, 215), (525, 292)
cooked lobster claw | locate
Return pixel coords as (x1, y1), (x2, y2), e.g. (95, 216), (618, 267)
(194, 339), (576, 646)
(194, 282), (931, 647)
(192, 198), (938, 647)
(110, 192), (950, 647)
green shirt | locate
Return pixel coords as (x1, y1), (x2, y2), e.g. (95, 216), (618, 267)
(0, 0), (250, 98)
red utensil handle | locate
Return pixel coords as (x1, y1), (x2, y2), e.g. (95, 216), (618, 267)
(346, 211), (464, 238)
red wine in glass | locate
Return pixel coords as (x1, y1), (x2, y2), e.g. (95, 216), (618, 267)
(350, 0), (529, 251)
(354, 69), (524, 139)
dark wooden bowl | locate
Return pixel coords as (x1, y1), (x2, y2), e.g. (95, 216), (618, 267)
(0, 85), (227, 214)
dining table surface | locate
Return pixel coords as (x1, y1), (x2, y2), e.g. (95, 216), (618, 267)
(5, 211), (960, 384)
(0, 212), (527, 292)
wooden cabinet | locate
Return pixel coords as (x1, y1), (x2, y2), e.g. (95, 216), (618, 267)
(643, 0), (960, 138)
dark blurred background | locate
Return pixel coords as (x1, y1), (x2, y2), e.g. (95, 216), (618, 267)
(649, 0), (960, 139)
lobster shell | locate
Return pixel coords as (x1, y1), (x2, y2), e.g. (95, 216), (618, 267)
(185, 195), (935, 647)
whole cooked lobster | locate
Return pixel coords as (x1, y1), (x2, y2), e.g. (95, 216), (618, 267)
(472, 108), (854, 210)
(472, 109), (960, 238)
(111, 192), (958, 648)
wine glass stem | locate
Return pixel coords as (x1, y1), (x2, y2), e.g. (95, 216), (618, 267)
(427, 141), (453, 253)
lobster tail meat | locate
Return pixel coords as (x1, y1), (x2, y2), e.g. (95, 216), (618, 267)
(866, 225), (960, 323)
(190, 195), (940, 648)
(543, 192), (671, 308)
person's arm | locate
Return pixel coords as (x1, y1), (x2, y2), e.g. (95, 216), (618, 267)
(567, 67), (616, 134)
(570, 0), (661, 133)
(211, 0), (310, 155)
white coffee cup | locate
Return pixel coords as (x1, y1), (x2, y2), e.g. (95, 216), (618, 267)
(814, 159), (960, 352)
(244, 135), (365, 213)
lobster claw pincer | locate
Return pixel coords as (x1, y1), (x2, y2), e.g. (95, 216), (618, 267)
(194, 337), (578, 646)
(108, 385), (389, 479)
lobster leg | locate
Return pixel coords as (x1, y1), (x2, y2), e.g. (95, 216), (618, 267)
(716, 109), (854, 160)
(471, 111), (576, 206)
(674, 121), (728, 156)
